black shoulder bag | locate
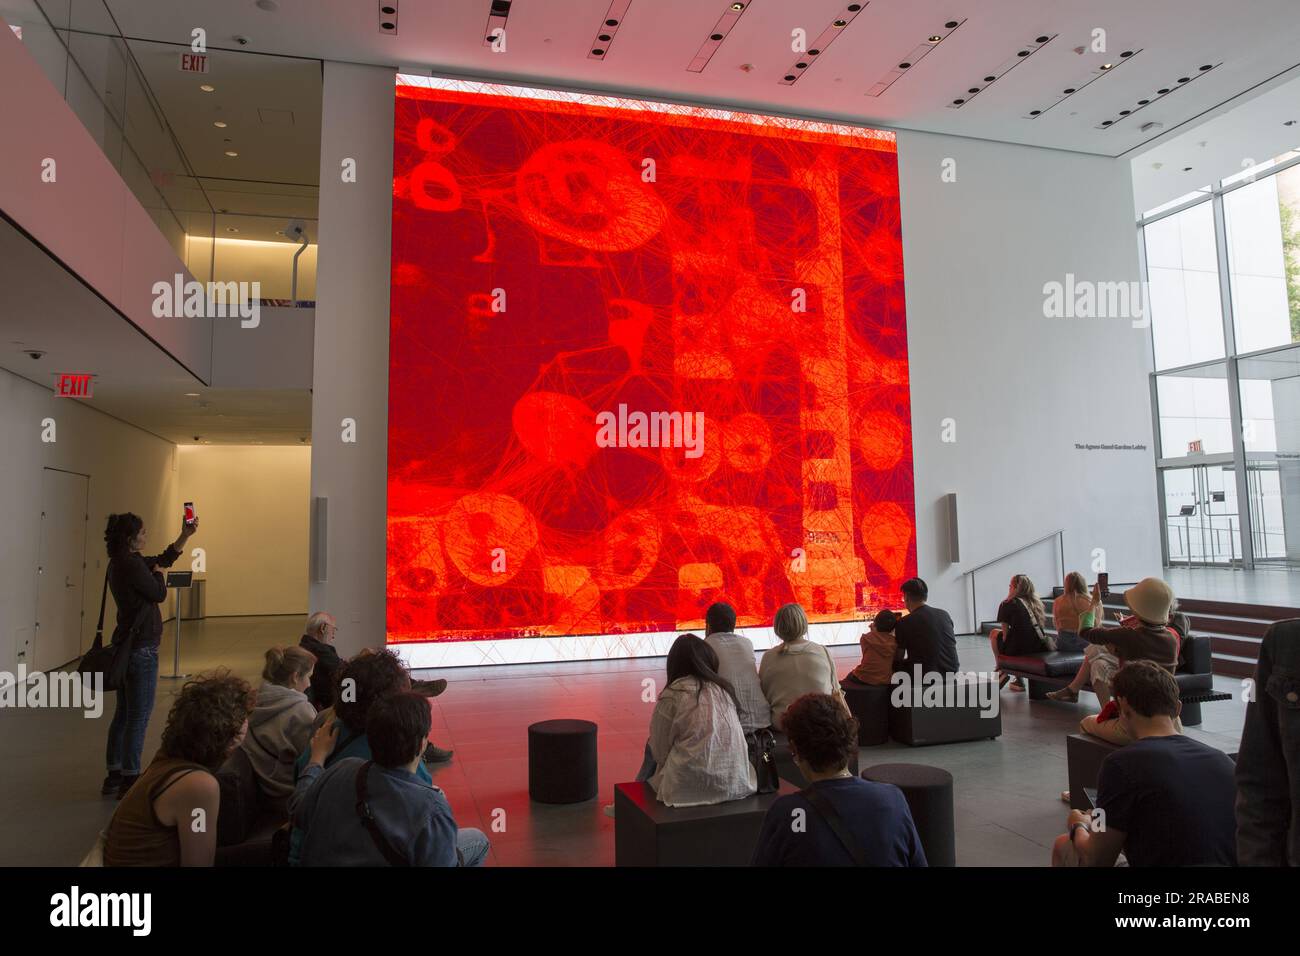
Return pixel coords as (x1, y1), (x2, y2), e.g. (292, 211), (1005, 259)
(77, 562), (147, 692)
(802, 784), (870, 866)
(747, 729), (780, 794)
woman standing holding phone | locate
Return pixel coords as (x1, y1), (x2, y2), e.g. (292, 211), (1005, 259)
(102, 511), (198, 799)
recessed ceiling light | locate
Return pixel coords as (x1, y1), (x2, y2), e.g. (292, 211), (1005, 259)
(381, 21), (395, 30)
(256, 0), (279, 10)
(226, 227), (239, 233)
(1035, 35), (1050, 43)
(928, 35), (942, 43)
(225, 150), (239, 157)
(731, 2), (744, 9)
(833, 19), (847, 28)
(213, 120), (227, 128)
(1285, 120), (1297, 126)
(944, 20), (958, 28)
(200, 84), (215, 92)
(185, 392), (200, 397)
(1100, 63), (1113, 70)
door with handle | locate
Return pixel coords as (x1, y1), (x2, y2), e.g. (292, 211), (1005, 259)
(33, 469), (90, 673)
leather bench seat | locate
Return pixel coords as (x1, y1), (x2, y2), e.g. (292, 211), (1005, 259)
(995, 651), (1085, 678)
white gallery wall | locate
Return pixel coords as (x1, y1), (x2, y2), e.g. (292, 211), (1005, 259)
(896, 130), (1161, 629)
(175, 445), (311, 618)
(308, 64), (1162, 663)
(0, 366), (179, 675)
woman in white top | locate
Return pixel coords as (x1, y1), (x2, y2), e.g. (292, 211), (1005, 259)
(647, 634), (757, 807)
(760, 603), (845, 731)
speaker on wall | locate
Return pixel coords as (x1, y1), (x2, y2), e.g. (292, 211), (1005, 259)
(310, 496), (328, 583)
(946, 492), (960, 564)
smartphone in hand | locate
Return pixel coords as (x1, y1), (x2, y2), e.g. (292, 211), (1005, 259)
(184, 501), (197, 529)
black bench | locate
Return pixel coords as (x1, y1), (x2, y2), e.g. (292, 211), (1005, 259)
(613, 779), (797, 866)
(997, 633), (1227, 725)
(888, 675), (1003, 746)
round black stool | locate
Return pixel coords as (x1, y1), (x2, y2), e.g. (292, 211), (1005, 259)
(527, 719), (598, 804)
(861, 763), (955, 866)
(840, 681), (892, 745)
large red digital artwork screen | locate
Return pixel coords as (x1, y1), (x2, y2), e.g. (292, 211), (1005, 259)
(386, 78), (915, 646)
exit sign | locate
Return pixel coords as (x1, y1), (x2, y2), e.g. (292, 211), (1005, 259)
(178, 52), (209, 73)
(1188, 439), (1204, 453)
(55, 373), (93, 398)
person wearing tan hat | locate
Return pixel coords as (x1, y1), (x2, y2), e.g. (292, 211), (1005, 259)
(1047, 578), (1181, 707)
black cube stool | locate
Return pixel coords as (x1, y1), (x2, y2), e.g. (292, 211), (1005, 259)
(528, 719), (598, 804)
(840, 681), (892, 745)
(861, 763), (955, 867)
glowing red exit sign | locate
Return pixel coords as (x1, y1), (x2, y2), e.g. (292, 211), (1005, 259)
(55, 373), (93, 398)
(178, 52), (209, 73)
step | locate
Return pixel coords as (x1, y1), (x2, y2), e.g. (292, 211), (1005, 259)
(1210, 654), (1258, 679)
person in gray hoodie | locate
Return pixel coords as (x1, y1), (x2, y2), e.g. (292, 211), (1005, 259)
(242, 646), (317, 813)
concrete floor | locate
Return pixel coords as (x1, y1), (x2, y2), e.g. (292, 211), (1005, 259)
(0, 615), (1248, 866)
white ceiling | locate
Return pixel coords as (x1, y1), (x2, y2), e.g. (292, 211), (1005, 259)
(99, 0), (1300, 158)
(0, 216), (311, 445)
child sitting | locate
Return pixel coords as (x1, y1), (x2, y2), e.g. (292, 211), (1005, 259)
(841, 609), (899, 687)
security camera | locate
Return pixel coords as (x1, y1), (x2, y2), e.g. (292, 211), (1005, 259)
(233, 35), (250, 46)
(283, 219), (307, 241)
(25, 349), (45, 360)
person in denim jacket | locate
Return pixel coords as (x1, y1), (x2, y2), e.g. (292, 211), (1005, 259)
(1236, 619), (1300, 866)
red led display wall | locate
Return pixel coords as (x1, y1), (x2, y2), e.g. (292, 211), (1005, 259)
(387, 78), (914, 647)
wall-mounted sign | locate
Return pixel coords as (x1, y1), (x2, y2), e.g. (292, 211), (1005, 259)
(54, 373), (93, 398)
(178, 52), (208, 73)
(1188, 439), (1204, 453)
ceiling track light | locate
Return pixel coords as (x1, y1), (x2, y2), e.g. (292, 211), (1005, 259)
(1023, 47), (1140, 119)
(483, 0), (512, 49)
(588, 0), (633, 60)
(378, 0), (397, 34)
(1096, 61), (1221, 129)
(687, 0), (752, 72)
(866, 18), (966, 97)
(778, 3), (869, 86)
(947, 33), (1056, 108)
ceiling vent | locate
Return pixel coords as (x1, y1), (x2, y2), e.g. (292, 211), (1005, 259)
(1096, 62), (1221, 129)
(687, 1), (752, 73)
(948, 33), (1056, 108)
(1024, 48), (1140, 118)
(484, 0), (512, 49)
(589, 1), (633, 60)
(866, 18), (965, 97)
(778, 3), (868, 86)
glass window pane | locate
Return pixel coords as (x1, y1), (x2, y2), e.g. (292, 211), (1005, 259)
(1143, 202), (1226, 369)
(1224, 165), (1300, 353)
(1156, 366), (1232, 458)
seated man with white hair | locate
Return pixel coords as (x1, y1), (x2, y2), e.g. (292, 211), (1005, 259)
(300, 611), (342, 710)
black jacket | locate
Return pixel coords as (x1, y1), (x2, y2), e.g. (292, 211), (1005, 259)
(107, 545), (182, 651)
(1236, 619), (1300, 866)
(300, 634), (342, 708)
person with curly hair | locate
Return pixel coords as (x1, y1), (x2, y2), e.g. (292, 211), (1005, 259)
(104, 671), (254, 866)
(101, 511), (199, 799)
(751, 693), (926, 867)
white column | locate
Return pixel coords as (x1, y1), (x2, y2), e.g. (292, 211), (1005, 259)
(308, 61), (396, 658)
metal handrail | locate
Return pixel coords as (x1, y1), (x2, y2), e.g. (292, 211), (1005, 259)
(962, 529), (1065, 632)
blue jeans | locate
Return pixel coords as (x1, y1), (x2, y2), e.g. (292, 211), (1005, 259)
(456, 827), (490, 866)
(1055, 629), (1087, 653)
(105, 645), (160, 776)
